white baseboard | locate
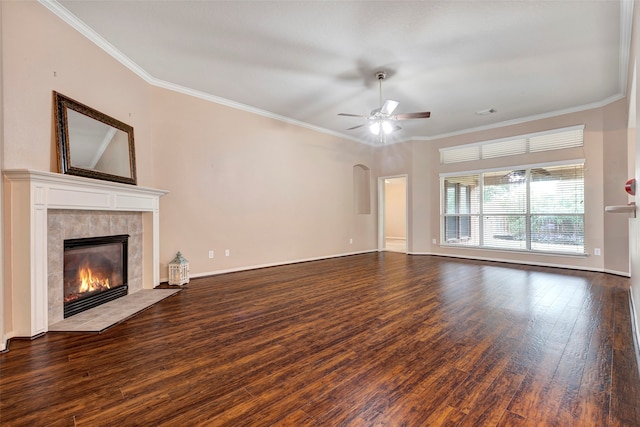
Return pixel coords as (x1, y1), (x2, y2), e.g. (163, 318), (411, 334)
(161, 249), (631, 283)
(160, 249), (378, 283)
(409, 250), (629, 275)
(629, 291), (640, 376)
(604, 268), (632, 277)
(1, 331), (16, 352)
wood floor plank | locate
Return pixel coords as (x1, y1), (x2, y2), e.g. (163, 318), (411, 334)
(456, 371), (526, 426)
(610, 286), (640, 426)
(1, 253), (639, 426)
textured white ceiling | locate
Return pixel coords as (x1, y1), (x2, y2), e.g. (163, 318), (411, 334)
(49, 0), (631, 144)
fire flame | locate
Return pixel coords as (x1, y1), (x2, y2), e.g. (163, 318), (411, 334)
(78, 266), (110, 293)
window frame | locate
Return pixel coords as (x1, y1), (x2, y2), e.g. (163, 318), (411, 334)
(440, 159), (586, 256)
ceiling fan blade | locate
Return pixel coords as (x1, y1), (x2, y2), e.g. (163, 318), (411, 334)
(338, 113), (368, 118)
(380, 100), (399, 116)
(346, 124), (367, 130)
(394, 111), (431, 120)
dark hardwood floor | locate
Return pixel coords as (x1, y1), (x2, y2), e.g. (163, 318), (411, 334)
(2, 253), (639, 426)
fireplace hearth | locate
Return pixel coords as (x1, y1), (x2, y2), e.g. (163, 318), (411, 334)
(64, 234), (129, 318)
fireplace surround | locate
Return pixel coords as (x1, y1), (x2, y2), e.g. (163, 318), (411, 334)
(3, 170), (167, 341)
(47, 210), (143, 324)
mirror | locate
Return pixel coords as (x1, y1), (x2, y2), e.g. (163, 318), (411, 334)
(53, 91), (137, 185)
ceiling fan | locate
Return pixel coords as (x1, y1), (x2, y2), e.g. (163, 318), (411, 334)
(338, 71), (431, 137)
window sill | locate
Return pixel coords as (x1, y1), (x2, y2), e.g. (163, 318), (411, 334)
(439, 243), (588, 258)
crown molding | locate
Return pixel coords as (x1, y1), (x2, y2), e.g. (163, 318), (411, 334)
(412, 93), (626, 142)
(38, 0), (154, 83)
(619, 0), (634, 96)
(39, 0), (632, 147)
(150, 79), (365, 144)
(37, 0), (365, 145)
(414, 0), (634, 142)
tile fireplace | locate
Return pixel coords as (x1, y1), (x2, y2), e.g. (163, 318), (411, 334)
(48, 209), (143, 324)
(2, 170), (167, 346)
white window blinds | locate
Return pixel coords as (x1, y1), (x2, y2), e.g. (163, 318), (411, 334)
(441, 162), (585, 254)
(440, 126), (584, 164)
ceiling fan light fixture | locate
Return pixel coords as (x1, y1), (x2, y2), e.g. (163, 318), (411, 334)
(381, 120), (393, 134)
(339, 70), (431, 136)
(369, 121), (381, 135)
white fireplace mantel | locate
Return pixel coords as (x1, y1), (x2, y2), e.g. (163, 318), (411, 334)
(3, 169), (168, 338)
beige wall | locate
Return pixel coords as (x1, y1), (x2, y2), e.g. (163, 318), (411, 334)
(384, 107), (629, 273)
(602, 99), (631, 275)
(150, 87), (376, 277)
(2, 1), (153, 185)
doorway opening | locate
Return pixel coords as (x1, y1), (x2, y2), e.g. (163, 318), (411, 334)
(379, 176), (408, 253)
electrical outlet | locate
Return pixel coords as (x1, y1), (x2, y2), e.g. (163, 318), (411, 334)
(225, 249), (230, 257)
(208, 250), (214, 259)
(349, 238), (353, 244)
(432, 239), (437, 244)
(594, 248), (601, 256)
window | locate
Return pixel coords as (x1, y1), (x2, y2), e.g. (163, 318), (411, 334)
(440, 126), (584, 164)
(442, 163), (585, 255)
(443, 175), (479, 244)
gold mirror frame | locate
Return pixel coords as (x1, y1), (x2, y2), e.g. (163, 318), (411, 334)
(53, 91), (137, 185)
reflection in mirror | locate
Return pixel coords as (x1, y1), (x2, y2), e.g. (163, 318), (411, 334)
(66, 110), (132, 177)
(54, 91), (137, 185)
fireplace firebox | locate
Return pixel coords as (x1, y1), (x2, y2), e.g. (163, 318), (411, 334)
(63, 234), (129, 318)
